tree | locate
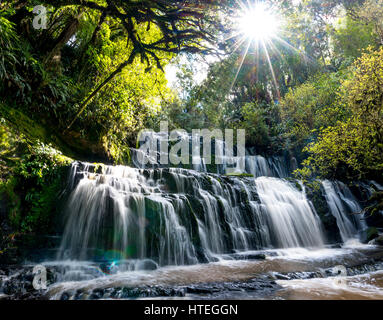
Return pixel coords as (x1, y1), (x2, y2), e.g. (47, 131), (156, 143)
(280, 70), (348, 155)
(0, 0), (232, 161)
(331, 15), (376, 65)
(357, 0), (383, 44)
(301, 47), (383, 180)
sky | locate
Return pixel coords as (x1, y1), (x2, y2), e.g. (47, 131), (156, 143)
(165, 54), (219, 89)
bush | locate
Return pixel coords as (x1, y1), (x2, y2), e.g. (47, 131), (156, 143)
(301, 48), (383, 180)
(2, 142), (72, 233)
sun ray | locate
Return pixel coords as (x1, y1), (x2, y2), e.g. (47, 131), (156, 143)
(227, 0), (312, 101)
(234, 0), (248, 11)
(238, 2), (279, 42)
(273, 36), (317, 65)
(229, 39), (252, 94)
(265, 38), (285, 64)
(224, 31), (244, 42)
(261, 39), (281, 100)
(229, 37), (247, 55)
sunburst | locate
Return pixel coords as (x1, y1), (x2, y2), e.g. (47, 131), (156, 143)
(228, 1), (288, 100)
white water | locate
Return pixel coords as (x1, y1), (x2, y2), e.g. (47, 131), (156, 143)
(255, 177), (325, 248)
(131, 131), (290, 178)
(58, 163), (327, 266)
(16, 160), (382, 301)
(42, 245), (383, 300)
(322, 180), (366, 243)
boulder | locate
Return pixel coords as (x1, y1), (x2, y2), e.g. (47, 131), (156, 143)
(369, 234), (383, 246)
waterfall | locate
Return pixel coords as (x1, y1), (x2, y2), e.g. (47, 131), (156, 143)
(131, 132), (291, 178)
(322, 180), (366, 243)
(255, 177), (325, 248)
(191, 133), (207, 172)
(245, 156), (288, 178)
(57, 162), (326, 266)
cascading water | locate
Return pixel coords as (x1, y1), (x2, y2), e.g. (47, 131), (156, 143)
(58, 162), (326, 267)
(322, 180), (366, 243)
(58, 164), (199, 265)
(131, 131), (290, 178)
(7, 160), (382, 301)
(255, 178), (325, 248)
(245, 156), (289, 178)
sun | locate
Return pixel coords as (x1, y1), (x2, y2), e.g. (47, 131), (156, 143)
(227, 1), (291, 101)
(239, 2), (279, 41)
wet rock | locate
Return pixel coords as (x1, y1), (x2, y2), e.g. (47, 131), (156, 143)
(269, 271), (323, 281)
(136, 259), (158, 271)
(347, 260), (383, 276)
(89, 288), (104, 300)
(107, 285), (186, 299)
(0, 266), (54, 300)
(273, 273), (290, 280)
(185, 278), (281, 297)
(186, 285), (221, 294)
(49, 278), (280, 300)
(366, 227), (379, 242)
(230, 253), (267, 260)
(369, 235), (383, 246)
(60, 292), (70, 300)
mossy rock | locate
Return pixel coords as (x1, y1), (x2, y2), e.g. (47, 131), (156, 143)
(225, 172), (254, 178)
(366, 227), (379, 242)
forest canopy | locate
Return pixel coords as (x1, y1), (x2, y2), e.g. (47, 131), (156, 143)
(0, 0), (383, 181)
(0, 0), (232, 161)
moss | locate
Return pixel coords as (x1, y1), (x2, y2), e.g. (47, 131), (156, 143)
(93, 163), (106, 174)
(205, 154), (216, 173)
(20, 167), (67, 233)
(1, 138), (72, 235)
(0, 178), (21, 228)
(0, 102), (48, 145)
(0, 102), (111, 162)
(366, 227), (379, 242)
(294, 181), (303, 192)
(225, 172), (254, 178)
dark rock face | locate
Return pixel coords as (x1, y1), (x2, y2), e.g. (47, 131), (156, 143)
(369, 235), (383, 246)
(350, 182), (383, 230)
(304, 182), (342, 244)
(228, 253), (267, 260)
(0, 193), (7, 221)
(0, 193), (18, 265)
(365, 211), (383, 230)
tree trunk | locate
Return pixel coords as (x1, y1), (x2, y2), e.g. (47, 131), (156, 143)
(44, 15), (82, 68)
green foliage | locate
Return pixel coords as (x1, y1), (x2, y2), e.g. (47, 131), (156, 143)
(225, 172), (254, 178)
(302, 48), (383, 180)
(357, 0), (383, 43)
(0, 177), (20, 228)
(235, 102), (284, 153)
(74, 22), (174, 160)
(331, 16), (376, 65)
(281, 70), (349, 153)
(7, 142), (71, 233)
(0, 1), (227, 162)
(15, 142), (71, 183)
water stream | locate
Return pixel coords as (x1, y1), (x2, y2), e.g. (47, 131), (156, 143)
(2, 148), (382, 300)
